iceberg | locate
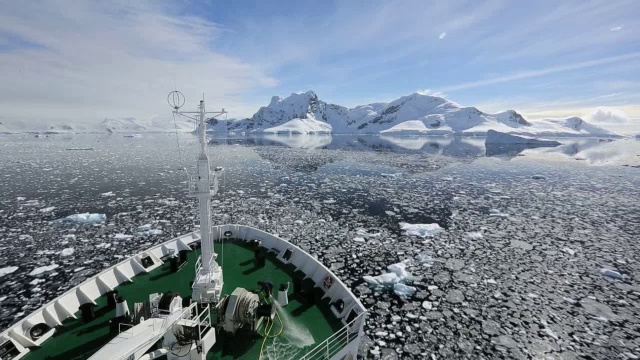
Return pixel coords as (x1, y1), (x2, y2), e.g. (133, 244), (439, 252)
(363, 272), (400, 286)
(363, 261), (416, 297)
(485, 129), (561, 145)
(387, 262), (410, 278)
(393, 283), (417, 297)
(485, 130), (561, 156)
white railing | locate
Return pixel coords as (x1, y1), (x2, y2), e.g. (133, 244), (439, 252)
(192, 254), (216, 292)
(193, 303), (212, 341)
(299, 312), (366, 360)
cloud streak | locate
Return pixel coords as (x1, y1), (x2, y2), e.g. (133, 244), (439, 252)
(441, 52), (640, 92)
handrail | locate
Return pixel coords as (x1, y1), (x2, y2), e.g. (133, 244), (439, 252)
(299, 312), (366, 360)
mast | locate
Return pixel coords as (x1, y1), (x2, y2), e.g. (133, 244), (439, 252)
(196, 98), (213, 274)
(168, 91), (226, 303)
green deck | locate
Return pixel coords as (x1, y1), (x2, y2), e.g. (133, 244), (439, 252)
(23, 240), (343, 360)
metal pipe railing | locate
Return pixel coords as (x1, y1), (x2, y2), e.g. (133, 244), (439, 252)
(299, 312), (365, 360)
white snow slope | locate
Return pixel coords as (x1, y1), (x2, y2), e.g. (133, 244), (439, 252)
(0, 116), (194, 134)
(263, 116), (332, 134)
(209, 91), (621, 137)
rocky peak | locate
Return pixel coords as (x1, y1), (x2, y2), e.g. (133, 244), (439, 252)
(497, 110), (531, 126)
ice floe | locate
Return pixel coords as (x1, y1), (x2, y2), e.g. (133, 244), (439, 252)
(59, 247), (75, 257)
(29, 278), (45, 285)
(135, 225), (163, 236)
(465, 231), (484, 240)
(399, 222), (444, 238)
(29, 263), (59, 276)
(0, 266), (19, 277)
(114, 233), (134, 239)
(58, 213), (107, 224)
(599, 268), (623, 280)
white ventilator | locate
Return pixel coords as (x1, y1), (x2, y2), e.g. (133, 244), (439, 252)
(115, 297), (129, 318)
(277, 283), (289, 307)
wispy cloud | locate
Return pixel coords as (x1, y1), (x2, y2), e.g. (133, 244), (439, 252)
(0, 1), (276, 122)
(442, 52), (640, 92)
(417, 89), (446, 98)
(468, 1), (639, 61)
(0, 0), (638, 125)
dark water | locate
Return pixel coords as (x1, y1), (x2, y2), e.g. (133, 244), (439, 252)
(1, 133), (640, 358)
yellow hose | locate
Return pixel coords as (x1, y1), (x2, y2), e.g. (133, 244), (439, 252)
(259, 317), (274, 359)
(258, 296), (285, 359)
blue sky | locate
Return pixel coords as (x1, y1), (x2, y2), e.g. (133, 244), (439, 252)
(0, 0), (639, 132)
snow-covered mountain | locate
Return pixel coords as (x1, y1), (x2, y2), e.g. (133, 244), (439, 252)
(101, 117), (194, 134)
(0, 91), (624, 137)
(209, 91), (620, 137)
(0, 116), (194, 134)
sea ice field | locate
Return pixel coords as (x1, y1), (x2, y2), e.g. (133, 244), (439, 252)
(1, 133), (639, 359)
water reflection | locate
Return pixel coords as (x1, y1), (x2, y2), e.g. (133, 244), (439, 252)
(207, 134), (640, 166)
